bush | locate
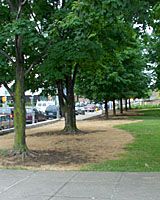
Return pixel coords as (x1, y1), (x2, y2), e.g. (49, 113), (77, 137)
(0, 103), (14, 107)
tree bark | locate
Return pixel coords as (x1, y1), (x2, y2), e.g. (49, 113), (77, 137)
(105, 100), (109, 120)
(63, 74), (78, 134)
(57, 80), (66, 118)
(120, 98), (123, 114)
(129, 99), (132, 109)
(13, 64), (28, 152)
(113, 99), (116, 116)
(125, 99), (128, 111)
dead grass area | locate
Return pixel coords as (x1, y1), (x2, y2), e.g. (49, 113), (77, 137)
(0, 110), (141, 171)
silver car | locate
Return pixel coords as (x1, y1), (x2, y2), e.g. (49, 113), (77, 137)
(0, 115), (14, 130)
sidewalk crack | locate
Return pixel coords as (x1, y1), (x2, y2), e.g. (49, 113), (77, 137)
(110, 172), (124, 200)
(0, 171), (37, 194)
(47, 172), (78, 200)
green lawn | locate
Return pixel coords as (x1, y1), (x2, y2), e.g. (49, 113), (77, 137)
(129, 109), (160, 120)
(81, 109), (160, 171)
(132, 104), (160, 109)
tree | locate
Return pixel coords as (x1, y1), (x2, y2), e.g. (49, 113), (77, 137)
(147, 3), (160, 90)
(75, 26), (150, 119)
(0, 1), (53, 154)
(123, 0), (160, 90)
(39, 22), (102, 133)
(38, 0), (129, 132)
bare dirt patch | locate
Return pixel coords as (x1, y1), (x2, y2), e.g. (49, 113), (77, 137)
(0, 111), (141, 170)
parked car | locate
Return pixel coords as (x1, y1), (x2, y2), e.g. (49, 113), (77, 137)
(95, 103), (102, 110)
(0, 115), (14, 130)
(75, 106), (85, 115)
(75, 109), (79, 115)
(45, 105), (58, 119)
(84, 104), (96, 112)
(0, 107), (14, 119)
(26, 108), (46, 123)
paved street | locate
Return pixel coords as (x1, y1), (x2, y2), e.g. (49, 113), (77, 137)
(0, 170), (160, 200)
(76, 110), (102, 120)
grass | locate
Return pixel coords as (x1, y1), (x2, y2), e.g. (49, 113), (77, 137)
(132, 104), (160, 109)
(81, 109), (160, 172)
(129, 109), (160, 120)
(0, 166), (28, 170)
(0, 149), (8, 153)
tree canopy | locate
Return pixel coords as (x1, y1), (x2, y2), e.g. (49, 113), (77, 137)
(0, 0), (159, 153)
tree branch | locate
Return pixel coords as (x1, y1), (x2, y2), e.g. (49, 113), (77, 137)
(0, 49), (15, 66)
(15, 0), (28, 19)
(21, 0), (28, 5)
(25, 40), (52, 77)
(16, 0), (28, 20)
(16, 3), (22, 19)
(6, 0), (16, 13)
(2, 82), (15, 101)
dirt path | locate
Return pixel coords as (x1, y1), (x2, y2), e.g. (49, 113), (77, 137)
(0, 112), (141, 170)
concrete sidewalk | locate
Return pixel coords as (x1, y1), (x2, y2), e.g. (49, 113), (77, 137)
(0, 170), (160, 200)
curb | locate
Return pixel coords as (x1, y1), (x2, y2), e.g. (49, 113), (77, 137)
(0, 118), (60, 136)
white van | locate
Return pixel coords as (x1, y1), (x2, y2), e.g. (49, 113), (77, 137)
(36, 100), (55, 113)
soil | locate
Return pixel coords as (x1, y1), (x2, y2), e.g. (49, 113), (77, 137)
(0, 110), (142, 171)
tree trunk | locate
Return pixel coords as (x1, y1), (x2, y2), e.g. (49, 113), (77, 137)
(13, 63), (28, 152)
(105, 100), (109, 119)
(64, 101), (77, 134)
(63, 74), (78, 134)
(125, 99), (128, 111)
(13, 32), (28, 153)
(120, 98), (123, 114)
(113, 99), (116, 116)
(57, 72), (78, 134)
(57, 80), (65, 118)
(129, 99), (132, 109)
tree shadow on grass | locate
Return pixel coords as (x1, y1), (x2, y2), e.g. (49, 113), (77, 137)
(86, 111), (144, 121)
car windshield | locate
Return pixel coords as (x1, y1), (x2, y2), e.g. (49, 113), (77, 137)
(0, 107), (11, 114)
(46, 105), (57, 111)
(26, 108), (39, 114)
(26, 108), (33, 113)
(0, 116), (9, 121)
